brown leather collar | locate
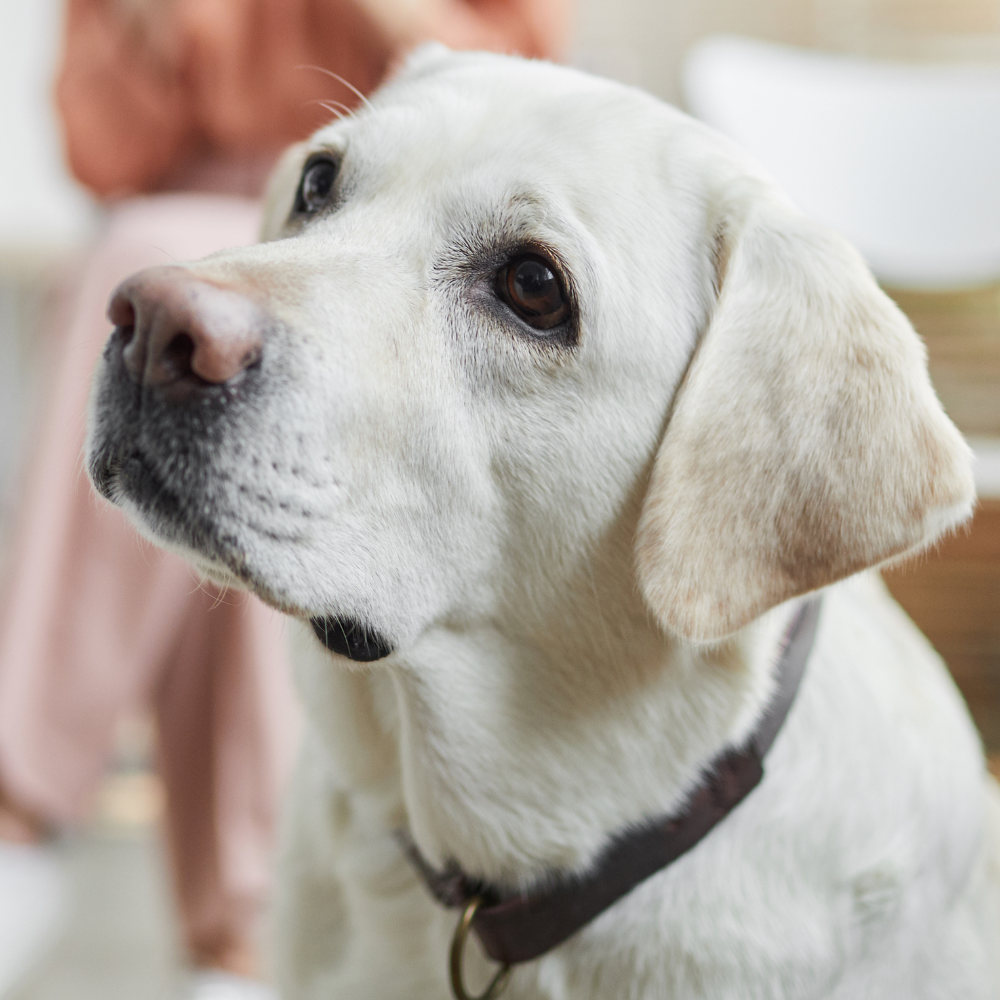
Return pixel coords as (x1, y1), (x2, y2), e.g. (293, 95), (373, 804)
(402, 597), (823, 968)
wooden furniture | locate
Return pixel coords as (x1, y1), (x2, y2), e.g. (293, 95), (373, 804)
(882, 287), (1000, 751)
(883, 500), (1000, 750)
(889, 285), (1000, 436)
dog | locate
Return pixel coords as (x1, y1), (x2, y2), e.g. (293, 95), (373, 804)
(86, 46), (1000, 999)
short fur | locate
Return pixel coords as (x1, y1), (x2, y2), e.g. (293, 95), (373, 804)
(87, 48), (998, 999)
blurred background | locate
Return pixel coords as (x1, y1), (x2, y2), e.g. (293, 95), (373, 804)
(0, 0), (998, 996)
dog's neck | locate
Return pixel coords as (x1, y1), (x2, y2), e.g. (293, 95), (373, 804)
(387, 590), (801, 890)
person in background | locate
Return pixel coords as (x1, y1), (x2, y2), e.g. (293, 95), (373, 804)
(0, 2), (571, 998)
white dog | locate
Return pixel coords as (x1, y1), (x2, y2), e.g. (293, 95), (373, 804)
(87, 47), (1000, 999)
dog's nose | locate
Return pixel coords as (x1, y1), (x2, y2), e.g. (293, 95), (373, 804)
(108, 266), (265, 396)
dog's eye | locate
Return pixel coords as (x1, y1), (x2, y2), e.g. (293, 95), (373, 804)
(295, 156), (338, 215)
(496, 254), (571, 331)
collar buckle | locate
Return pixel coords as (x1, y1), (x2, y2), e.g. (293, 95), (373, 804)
(450, 896), (513, 1000)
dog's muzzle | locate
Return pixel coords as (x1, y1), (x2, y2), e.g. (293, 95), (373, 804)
(87, 265), (279, 575)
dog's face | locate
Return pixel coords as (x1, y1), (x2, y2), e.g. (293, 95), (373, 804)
(86, 48), (973, 658)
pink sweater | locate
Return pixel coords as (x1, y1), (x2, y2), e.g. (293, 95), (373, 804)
(56, 0), (572, 197)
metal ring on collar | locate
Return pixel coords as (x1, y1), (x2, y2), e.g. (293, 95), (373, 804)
(449, 897), (513, 1000)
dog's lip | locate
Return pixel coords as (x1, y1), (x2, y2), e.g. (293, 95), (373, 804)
(91, 448), (162, 509)
(89, 444), (126, 501)
(310, 616), (394, 661)
(115, 447), (187, 518)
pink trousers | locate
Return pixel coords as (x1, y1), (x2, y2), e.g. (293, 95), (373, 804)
(0, 194), (298, 960)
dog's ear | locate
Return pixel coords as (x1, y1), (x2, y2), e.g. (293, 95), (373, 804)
(635, 191), (974, 642)
(259, 143), (308, 243)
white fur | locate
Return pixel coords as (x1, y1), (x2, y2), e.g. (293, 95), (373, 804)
(88, 48), (998, 998)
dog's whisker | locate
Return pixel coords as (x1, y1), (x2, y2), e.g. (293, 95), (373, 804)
(305, 98), (354, 123)
(210, 585), (233, 610)
(322, 99), (356, 118)
(316, 102), (346, 123)
(296, 64), (373, 110)
(316, 101), (351, 122)
(150, 245), (178, 262)
(315, 102), (344, 121)
(186, 570), (235, 610)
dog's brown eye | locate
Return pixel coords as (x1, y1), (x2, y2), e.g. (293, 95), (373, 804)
(295, 157), (338, 215)
(497, 254), (571, 331)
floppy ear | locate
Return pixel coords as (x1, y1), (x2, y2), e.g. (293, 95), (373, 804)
(259, 142), (308, 243)
(635, 192), (974, 642)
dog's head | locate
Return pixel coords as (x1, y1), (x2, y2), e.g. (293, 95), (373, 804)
(86, 48), (973, 659)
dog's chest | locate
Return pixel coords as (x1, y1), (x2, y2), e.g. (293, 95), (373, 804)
(300, 579), (993, 999)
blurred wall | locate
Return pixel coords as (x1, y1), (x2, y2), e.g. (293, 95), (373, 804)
(0, 0), (95, 251)
(574, 0), (817, 103)
(573, 0), (1000, 102)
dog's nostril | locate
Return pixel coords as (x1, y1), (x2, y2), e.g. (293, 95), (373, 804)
(108, 295), (137, 348)
(163, 332), (196, 375)
(108, 295), (136, 330)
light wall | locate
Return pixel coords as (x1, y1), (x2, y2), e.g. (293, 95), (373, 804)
(573, 0), (1000, 103)
(573, 0), (817, 104)
(0, 0), (95, 253)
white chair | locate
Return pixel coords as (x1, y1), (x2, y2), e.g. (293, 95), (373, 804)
(682, 35), (1000, 292)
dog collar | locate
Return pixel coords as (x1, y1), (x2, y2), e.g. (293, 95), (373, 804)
(402, 597), (823, 999)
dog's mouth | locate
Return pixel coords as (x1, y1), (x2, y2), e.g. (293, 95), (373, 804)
(99, 449), (196, 533)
